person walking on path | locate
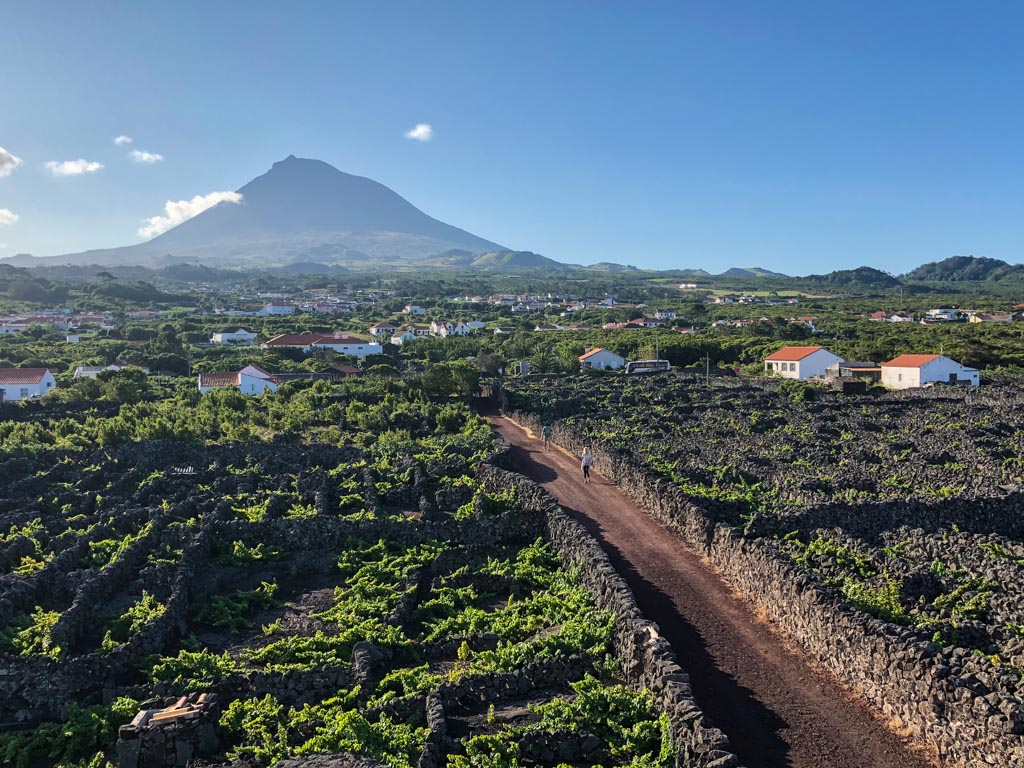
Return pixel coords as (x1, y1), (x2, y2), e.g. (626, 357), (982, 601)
(580, 446), (593, 483)
(542, 423), (553, 451)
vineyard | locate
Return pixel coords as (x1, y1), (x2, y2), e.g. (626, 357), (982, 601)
(0, 383), (699, 768)
(503, 374), (1024, 765)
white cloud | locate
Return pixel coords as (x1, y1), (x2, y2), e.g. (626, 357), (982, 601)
(46, 159), (103, 176)
(0, 209), (19, 226)
(114, 135), (133, 146)
(129, 149), (164, 163)
(0, 147), (23, 177)
(138, 190), (243, 238)
(404, 123), (433, 142)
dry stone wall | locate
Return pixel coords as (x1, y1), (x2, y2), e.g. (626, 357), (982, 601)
(476, 462), (743, 768)
(507, 409), (1024, 768)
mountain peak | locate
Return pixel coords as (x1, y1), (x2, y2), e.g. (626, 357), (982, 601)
(44, 157), (507, 268)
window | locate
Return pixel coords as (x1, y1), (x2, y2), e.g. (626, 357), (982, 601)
(20, 388), (29, 398)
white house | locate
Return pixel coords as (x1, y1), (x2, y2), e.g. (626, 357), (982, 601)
(237, 364), (278, 395)
(654, 310), (677, 320)
(390, 329), (418, 345)
(968, 313), (1014, 324)
(369, 321), (400, 338)
(210, 328), (258, 345)
(579, 348), (626, 371)
(925, 308), (959, 322)
(429, 320), (470, 338)
(256, 303), (295, 316)
(73, 363), (147, 379)
(764, 346), (842, 380)
(880, 354), (979, 389)
(403, 305), (426, 316)
(262, 333), (382, 358)
(198, 364), (279, 395)
(0, 368), (57, 401)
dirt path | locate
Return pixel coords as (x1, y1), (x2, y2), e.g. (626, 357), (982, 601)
(489, 414), (934, 768)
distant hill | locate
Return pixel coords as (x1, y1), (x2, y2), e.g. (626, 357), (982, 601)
(585, 262), (639, 272)
(902, 256), (1024, 282)
(23, 156), (508, 268)
(416, 249), (564, 270)
(274, 261), (349, 275)
(720, 267), (790, 279)
(802, 266), (902, 289)
(467, 250), (563, 270)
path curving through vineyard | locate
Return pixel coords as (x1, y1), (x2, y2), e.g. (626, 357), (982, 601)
(487, 413), (935, 768)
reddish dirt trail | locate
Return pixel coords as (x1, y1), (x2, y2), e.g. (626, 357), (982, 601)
(489, 414), (934, 768)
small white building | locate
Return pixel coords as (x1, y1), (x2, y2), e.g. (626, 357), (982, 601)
(210, 328), (258, 345)
(654, 311), (677, 320)
(764, 346), (842, 380)
(579, 348), (626, 371)
(256, 303), (295, 316)
(0, 368), (57, 401)
(369, 321), (400, 339)
(262, 333), (383, 359)
(390, 329), (419, 345)
(403, 305), (426, 315)
(880, 354), (979, 389)
(198, 364), (279, 395)
(73, 363), (146, 379)
(968, 313), (1014, 324)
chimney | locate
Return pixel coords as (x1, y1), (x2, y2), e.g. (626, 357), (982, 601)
(583, 346), (591, 354)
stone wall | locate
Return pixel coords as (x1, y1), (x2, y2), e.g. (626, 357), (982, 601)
(476, 462), (742, 768)
(507, 409), (1024, 768)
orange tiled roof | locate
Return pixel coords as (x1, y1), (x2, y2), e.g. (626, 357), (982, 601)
(882, 354), (941, 368)
(763, 346), (824, 362)
(0, 368), (50, 384)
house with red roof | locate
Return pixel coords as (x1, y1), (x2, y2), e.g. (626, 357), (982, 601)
(0, 368), (56, 402)
(198, 364), (279, 395)
(262, 333), (382, 358)
(763, 346), (842, 380)
(880, 354), (979, 389)
(368, 321), (400, 339)
(579, 347), (626, 371)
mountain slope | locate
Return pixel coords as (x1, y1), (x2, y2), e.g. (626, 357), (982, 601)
(37, 156), (507, 268)
(802, 266), (902, 288)
(720, 267), (790, 279)
(902, 256), (1024, 282)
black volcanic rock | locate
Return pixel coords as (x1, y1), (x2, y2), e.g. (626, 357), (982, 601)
(37, 156), (507, 268)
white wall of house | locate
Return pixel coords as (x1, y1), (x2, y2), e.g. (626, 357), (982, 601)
(257, 305), (294, 316)
(239, 372), (278, 395)
(581, 350), (626, 370)
(0, 371), (56, 401)
(212, 330), (257, 345)
(765, 349), (842, 380)
(882, 357), (980, 389)
(312, 340), (383, 358)
(391, 331), (418, 345)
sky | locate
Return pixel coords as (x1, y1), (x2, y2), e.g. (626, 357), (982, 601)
(1, 1), (1023, 274)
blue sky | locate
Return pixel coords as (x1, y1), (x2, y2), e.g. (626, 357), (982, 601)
(1, 1), (1022, 273)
